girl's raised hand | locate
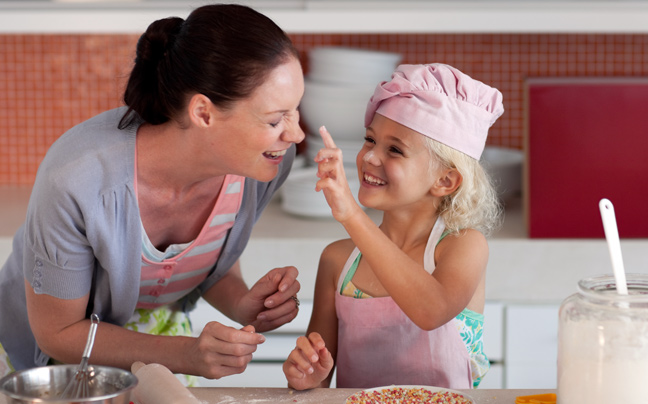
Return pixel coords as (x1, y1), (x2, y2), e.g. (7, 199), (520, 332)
(283, 332), (333, 390)
(314, 126), (363, 223)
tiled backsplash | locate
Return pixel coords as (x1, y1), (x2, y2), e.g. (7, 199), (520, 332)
(1, 33), (647, 185)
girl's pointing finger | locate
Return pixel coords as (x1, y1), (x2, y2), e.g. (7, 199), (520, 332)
(319, 126), (337, 149)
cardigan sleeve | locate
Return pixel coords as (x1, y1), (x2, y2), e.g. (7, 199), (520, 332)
(23, 149), (98, 300)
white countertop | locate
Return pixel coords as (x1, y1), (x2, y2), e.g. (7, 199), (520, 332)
(2, 186), (647, 304)
(0, 387), (555, 404)
(1, 1), (648, 34)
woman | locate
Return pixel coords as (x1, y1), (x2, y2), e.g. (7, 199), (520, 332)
(0, 4), (304, 380)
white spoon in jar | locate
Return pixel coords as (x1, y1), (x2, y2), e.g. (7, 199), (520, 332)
(599, 198), (628, 295)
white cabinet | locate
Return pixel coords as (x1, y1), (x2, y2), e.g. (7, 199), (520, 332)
(504, 304), (560, 389)
(481, 302), (505, 389)
(483, 302), (504, 363)
(478, 364), (504, 389)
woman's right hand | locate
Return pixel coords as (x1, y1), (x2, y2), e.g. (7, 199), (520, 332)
(189, 323), (265, 379)
(282, 332), (334, 390)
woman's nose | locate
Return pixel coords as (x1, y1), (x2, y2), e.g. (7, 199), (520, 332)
(282, 111), (305, 144)
(362, 150), (381, 166)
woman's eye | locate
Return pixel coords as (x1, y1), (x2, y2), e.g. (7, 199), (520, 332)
(270, 112), (296, 128)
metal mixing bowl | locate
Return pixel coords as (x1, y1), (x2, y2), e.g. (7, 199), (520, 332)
(0, 365), (137, 404)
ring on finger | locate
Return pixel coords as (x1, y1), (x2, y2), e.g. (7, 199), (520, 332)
(291, 296), (300, 307)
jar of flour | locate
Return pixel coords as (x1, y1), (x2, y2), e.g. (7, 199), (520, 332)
(558, 274), (648, 404)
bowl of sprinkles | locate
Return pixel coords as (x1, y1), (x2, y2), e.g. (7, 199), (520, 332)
(345, 385), (474, 404)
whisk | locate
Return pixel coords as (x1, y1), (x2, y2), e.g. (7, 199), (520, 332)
(60, 313), (100, 399)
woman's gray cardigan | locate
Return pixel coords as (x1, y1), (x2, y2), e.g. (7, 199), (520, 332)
(0, 107), (295, 370)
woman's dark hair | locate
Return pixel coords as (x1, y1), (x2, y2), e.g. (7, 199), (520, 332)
(119, 4), (300, 128)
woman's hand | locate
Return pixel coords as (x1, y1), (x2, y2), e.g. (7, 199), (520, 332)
(188, 323), (265, 379)
(237, 266), (301, 333)
(283, 332), (334, 390)
(314, 126), (363, 224)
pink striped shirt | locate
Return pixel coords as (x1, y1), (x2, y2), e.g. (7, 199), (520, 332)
(136, 176), (244, 309)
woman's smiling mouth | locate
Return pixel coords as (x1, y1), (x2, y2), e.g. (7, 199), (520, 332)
(263, 149), (287, 160)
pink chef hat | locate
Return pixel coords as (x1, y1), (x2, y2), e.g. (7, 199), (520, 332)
(364, 63), (504, 160)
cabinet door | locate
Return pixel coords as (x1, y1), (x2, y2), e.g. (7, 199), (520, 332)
(480, 302), (505, 388)
(478, 364), (503, 389)
(483, 301), (504, 363)
(505, 304), (559, 388)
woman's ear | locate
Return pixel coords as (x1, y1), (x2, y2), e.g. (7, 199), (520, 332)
(431, 169), (462, 197)
(187, 94), (213, 128)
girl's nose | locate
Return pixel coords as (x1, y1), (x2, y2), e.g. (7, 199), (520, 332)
(363, 150), (380, 166)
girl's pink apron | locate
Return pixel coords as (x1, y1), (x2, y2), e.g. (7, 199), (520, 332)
(334, 218), (473, 389)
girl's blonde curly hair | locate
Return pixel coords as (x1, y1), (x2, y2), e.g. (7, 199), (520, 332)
(425, 138), (503, 237)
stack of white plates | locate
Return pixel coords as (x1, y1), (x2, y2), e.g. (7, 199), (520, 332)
(299, 79), (375, 139)
(308, 47), (403, 86)
(300, 46), (403, 141)
(280, 167), (363, 218)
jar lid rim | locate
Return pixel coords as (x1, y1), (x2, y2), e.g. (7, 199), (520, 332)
(578, 273), (648, 302)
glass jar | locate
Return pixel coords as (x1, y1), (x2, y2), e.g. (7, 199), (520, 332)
(557, 274), (648, 404)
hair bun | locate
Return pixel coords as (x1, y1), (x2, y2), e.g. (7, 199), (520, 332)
(136, 16), (184, 66)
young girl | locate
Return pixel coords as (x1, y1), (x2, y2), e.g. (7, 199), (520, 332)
(283, 63), (504, 390)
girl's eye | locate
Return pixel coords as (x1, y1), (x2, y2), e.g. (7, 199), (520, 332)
(390, 146), (403, 155)
(363, 136), (375, 144)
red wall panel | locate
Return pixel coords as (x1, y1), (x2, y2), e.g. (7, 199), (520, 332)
(527, 78), (648, 238)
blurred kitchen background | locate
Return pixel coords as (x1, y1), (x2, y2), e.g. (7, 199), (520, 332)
(1, 0), (648, 391)
(2, 0), (648, 185)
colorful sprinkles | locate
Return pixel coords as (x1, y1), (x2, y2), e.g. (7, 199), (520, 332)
(345, 386), (473, 404)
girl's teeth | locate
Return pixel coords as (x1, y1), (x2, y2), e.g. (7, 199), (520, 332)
(264, 150), (286, 159)
(364, 173), (386, 185)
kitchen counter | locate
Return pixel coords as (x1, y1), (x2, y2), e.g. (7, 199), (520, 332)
(189, 388), (555, 404)
(0, 388), (555, 404)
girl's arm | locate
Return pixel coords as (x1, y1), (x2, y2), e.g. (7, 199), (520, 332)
(283, 240), (347, 389)
(315, 127), (488, 330)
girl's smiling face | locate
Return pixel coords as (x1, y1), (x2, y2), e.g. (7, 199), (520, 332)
(207, 57), (305, 182)
(356, 113), (440, 212)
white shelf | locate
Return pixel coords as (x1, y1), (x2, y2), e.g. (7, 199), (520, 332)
(1, 1), (648, 34)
